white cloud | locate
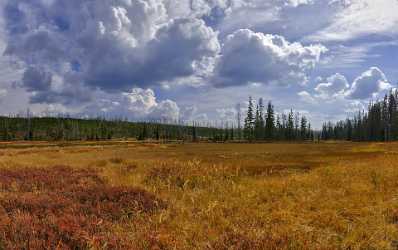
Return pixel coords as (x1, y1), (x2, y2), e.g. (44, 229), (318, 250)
(347, 67), (391, 99)
(293, 67), (392, 126)
(344, 100), (366, 113)
(286, 0), (314, 7)
(308, 0), (398, 42)
(148, 100), (180, 122)
(123, 88), (158, 114)
(308, 67), (392, 101)
(83, 88), (180, 122)
(2, 0), (220, 103)
(314, 73), (349, 98)
(298, 90), (317, 104)
(213, 29), (327, 87)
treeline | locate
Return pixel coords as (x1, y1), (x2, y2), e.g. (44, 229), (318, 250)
(0, 116), (225, 142)
(321, 90), (398, 141)
(0, 97), (315, 142)
(242, 97), (314, 141)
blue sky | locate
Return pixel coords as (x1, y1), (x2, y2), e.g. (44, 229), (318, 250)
(0, 0), (397, 128)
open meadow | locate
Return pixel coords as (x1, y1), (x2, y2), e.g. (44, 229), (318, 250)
(1, 141), (398, 249)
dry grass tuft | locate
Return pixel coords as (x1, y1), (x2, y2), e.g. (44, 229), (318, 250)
(109, 157), (125, 164)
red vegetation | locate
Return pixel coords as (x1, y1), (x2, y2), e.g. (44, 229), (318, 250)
(0, 166), (166, 249)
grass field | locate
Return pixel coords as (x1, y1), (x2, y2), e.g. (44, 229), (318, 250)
(1, 141), (398, 249)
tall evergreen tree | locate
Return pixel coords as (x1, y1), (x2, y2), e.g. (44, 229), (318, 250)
(307, 122), (312, 141)
(276, 114), (282, 140)
(265, 101), (275, 140)
(258, 98), (265, 139)
(287, 110), (294, 140)
(322, 89), (398, 142)
(244, 96), (255, 141)
(300, 116), (307, 140)
(254, 104), (261, 140)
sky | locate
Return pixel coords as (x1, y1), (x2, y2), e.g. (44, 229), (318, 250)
(0, 0), (398, 128)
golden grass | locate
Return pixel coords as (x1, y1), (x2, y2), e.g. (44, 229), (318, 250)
(1, 141), (398, 249)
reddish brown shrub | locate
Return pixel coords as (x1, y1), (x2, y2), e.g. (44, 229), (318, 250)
(0, 166), (166, 249)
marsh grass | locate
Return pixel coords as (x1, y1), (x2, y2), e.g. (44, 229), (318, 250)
(1, 141), (398, 249)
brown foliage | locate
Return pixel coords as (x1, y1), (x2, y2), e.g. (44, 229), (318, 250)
(0, 166), (166, 249)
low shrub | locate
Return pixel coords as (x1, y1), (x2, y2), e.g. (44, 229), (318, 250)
(0, 166), (166, 249)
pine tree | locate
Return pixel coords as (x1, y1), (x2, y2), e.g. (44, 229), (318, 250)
(155, 125), (160, 141)
(254, 104), (261, 140)
(258, 98), (265, 139)
(294, 112), (300, 140)
(192, 123), (197, 142)
(282, 114), (288, 140)
(321, 123), (328, 140)
(307, 122), (312, 140)
(265, 101), (275, 140)
(276, 114), (282, 140)
(244, 96), (255, 141)
(287, 110), (294, 140)
(300, 116), (307, 140)
(346, 119), (352, 141)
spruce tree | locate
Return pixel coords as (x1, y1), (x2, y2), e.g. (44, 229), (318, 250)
(254, 104), (261, 140)
(300, 116), (307, 140)
(244, 96), (255, 141)
(287, 110), (294, 140)
(192, 123), (197, 142)
(307, 122), (312, 140)
(258, 98), (265, 139)
(276, 115), (282, 140)
(265, 101), (275, 140)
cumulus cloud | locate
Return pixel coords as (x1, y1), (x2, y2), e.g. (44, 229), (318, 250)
(314, 73), (349, 98)
(2, 0), (220, 102)
(83, 88), (180, 122)
(147, 100), (180, 121)
(347, 67), (391, 99)
(298, 91), (317, 104)
(84, 17), (220, 90)
(1, 0), (331, 107)
(213, 29), (327, 87)
(308, 67), (392, 102)
(18, 65), (91, 105)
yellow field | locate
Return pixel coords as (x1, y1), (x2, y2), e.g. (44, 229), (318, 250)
(1, 141), (398, 249)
